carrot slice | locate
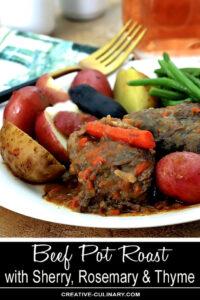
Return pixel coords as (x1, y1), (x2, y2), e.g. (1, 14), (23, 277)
(83, 167), (92, 181)
(86, 122), (155, 149)
(78, 137), (88, 147)
(86, 146), (105, 158)
(109, 209), (120, 216)
(135, 161), (151, 176)
(191, 107), (200, 115)
(92, 156), (106, 166)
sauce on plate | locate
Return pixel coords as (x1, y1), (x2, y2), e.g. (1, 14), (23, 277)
(43, 176), (191, 217)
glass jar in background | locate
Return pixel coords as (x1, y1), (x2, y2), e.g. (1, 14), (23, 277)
(123, 0), (200, 58)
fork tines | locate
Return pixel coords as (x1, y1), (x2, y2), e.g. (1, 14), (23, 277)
(91, 20), (147, 73)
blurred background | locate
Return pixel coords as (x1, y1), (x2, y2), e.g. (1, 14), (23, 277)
(1, 0), (200, 93)
(0, 0), (121, 46)
(0, 0), (200, 58)
(0, 0), (121, 93)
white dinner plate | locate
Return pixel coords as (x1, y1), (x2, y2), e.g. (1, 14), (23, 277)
(1, 57), (200, 229)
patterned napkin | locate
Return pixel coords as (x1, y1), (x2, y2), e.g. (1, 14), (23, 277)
(0, 26), (97, 92)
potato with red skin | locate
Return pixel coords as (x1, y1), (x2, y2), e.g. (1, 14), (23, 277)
(34, 101), (94, 164)
(70, 68), (113, 98)
(35, 110), (69, 164)
(156, 151), (200, 203)
(53, 111), (97, 137)
(36, 74), (70, 105)
(3, 86), (50, 136)
(35, 100), (86, 164)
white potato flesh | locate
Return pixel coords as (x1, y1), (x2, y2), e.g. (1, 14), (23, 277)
(44, 100), (80, 150)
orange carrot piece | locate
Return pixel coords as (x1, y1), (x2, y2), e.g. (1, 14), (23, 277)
(78, 137), (88, 147)
(86, 146), (105, 158)
(92, 156), (106, 166)
(135, 121), (143, 127)
(162, 111), (170, 117)
(135, 161), (151, 176)
(109, 209), (120, 216)
(69, 198), (79, 209)
(72, 199), (79, 208)
(112, 192), (119, 199)
(86, 181), (93, 190)
(86, 122), (155, 149)
(99, 181), (107, 188)
(135, 185), (141, 195)
(83, 167), (92, 181)
(78, 171), (83, 179)
(90, 174), (96, 181)
(191, 107), (200, 114)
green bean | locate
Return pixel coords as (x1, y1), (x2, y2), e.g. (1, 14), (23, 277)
(155, 67), (200, 77)
(154, 68), (166, 77)
(149, 87), (186, 99)
(161, 98), (192, 107)
(163, 52), (200, 100)
(127, 52), (200, 105)
(163, 52), (170, 61)
(158, 59), (176, 79)
(184, 72), (200, 88)
(127, 77), (189, 93)
(181, 68), (200, 77)
(155, 57), (200, 99)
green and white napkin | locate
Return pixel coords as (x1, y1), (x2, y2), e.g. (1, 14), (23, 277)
(0, 26), (97, 92)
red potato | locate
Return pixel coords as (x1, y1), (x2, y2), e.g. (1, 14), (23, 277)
(70, 68), (113, 98)
(3, 86), (50, 136)
(156, 151), (200, 203)
(36, 74), (70, 105)
(35, 110), (69, 164)
(53, 111), (97, 137)
(34, 100), (82, 164)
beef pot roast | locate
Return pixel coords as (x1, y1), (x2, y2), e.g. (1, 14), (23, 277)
(67, 117), (155, 214)
(123, 102), (200, 156)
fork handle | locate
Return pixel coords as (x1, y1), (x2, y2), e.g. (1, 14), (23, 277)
(0, 66), (82, 104)
(0, 78), (39, 104)
(50, 65), (82, 78)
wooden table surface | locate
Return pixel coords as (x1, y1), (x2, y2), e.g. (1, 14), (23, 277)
(1, 0), (200, 238)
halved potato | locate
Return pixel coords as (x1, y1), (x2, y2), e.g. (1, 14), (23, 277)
(114, 68), (158, 113)
(0, 121), (66, 183)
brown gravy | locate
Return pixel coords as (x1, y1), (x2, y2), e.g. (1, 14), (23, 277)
(43, 177), (192, 217)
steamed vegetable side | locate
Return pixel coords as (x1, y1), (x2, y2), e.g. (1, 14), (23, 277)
(127, 52), (200, 106)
